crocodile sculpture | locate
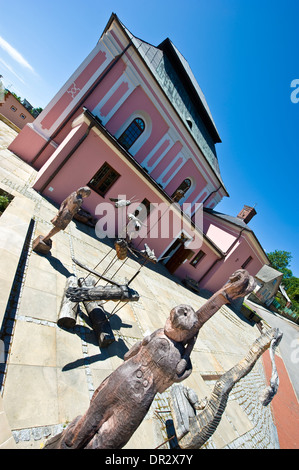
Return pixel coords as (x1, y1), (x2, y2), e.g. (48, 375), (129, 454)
(170, 326), (283, 449)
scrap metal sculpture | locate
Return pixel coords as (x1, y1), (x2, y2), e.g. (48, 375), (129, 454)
(169, 326), (282, 449)
(66, 282), (140, 303)
(44, 269), (256, 449)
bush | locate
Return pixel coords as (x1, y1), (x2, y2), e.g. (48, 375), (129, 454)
(0, 195), (11, 212)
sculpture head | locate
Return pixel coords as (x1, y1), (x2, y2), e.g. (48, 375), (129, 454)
(164, 304), (199, 343)
(223, 269), (256, 301)
(77, 187), (91, 198)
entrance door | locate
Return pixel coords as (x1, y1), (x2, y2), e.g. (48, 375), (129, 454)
(164, 242), (194, 274)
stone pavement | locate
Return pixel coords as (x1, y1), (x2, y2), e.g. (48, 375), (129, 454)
(0, 119), (284, 449)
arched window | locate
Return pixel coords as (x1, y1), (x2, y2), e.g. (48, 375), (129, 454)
(171, 178), (192, 202)
(118, 118), (145, 150)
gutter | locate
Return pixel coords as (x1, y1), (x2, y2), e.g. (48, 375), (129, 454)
(202, 185), (222, 206)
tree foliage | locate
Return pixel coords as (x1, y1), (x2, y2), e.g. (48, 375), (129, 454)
(267, 250), (292, 278)
(267, 250), (299, 313)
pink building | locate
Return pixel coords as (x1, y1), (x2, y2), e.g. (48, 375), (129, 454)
(0, 91), (35, 130)
(8, 13), (269, 293)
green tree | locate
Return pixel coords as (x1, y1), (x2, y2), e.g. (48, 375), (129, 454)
(267, 250), (293, 280)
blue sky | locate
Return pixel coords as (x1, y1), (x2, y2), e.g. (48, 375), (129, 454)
(0, 0), (298, 276)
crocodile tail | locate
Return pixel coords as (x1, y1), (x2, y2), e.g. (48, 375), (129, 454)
(179, 328), (282, 449)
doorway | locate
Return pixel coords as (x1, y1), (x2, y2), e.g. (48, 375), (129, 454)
(163, 234), (195, 274)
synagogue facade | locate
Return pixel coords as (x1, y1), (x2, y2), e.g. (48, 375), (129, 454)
(8, 13), (269, 293)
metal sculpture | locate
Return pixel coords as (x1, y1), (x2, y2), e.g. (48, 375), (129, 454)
(44, 269), (256, 449)
(109, 196), (138, 208)
(66, 283), (140, 303)
(169, 327), (282, 449)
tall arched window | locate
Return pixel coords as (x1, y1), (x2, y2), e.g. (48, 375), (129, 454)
(171, 178), (192, 202)
(118, 118), (145, 150)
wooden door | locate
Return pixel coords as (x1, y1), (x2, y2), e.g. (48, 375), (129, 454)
(165, 244), (195, 274)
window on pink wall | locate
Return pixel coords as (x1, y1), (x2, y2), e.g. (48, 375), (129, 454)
(171, 178), (192, 202)
(118, 118), (145, 150)
(190, 250), (206, 267)
(88, 162), (120, 197)
(241, 256), (253, 269)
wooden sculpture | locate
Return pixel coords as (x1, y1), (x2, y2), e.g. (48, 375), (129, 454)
(32, 187), (91, 254)
(44, 269), (255, 449)
(169, 327), (283, 448)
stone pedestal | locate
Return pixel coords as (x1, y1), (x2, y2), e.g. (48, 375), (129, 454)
(32, 235), (52, 254)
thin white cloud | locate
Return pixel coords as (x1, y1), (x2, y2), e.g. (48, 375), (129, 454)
(0, 36), (34, 73)
(0, 58), (26, 84)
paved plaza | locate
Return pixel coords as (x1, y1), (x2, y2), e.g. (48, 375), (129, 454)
(0, 120), (280, 449)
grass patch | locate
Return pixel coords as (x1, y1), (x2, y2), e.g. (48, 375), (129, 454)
(0, 189), (14, 214)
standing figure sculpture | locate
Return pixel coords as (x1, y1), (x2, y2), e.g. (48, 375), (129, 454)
(44, 269), (255, 449)
(33, 187), (91, 254)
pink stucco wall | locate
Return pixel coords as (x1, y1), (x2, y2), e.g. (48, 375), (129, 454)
(164, 159), (208, 204)
(32, 125), (216, 270)
(174, 244), (219, 281)
(9, 56), (127, 170)
(199, 237), (264, 292)
(8, 123), (57, 169)
(105, 85), (169, 162)
(151, 141), (183, 181)
(40, 51), (107, 131)
(203, 213), (238, 253)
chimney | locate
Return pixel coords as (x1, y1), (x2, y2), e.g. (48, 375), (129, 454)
(237, 205), (257, 224)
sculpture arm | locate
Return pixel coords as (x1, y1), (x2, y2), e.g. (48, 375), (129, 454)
(176, 335), (197, 376)
(175, 361), (193, 382)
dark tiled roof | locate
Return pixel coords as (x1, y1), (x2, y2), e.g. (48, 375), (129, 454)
(204, 208), (252, 231)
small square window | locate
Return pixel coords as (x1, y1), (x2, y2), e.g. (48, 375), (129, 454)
(241, 256), (253, 269)
(88, 162), (120, 197)
(20, 113), (26, 119)
(190, 250), (206, 267)
(10, 106), (17, 112)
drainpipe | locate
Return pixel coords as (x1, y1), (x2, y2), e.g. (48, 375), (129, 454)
(202, 185), (222, 206)
(31, 41), (133, 165)
(197, 256), (223, 285)
(198, 227), (246, 285)
(39, 121), (94, 193)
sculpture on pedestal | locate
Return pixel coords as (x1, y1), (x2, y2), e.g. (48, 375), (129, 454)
(32, 187), (91, 254)
(44, 269), (257, 449)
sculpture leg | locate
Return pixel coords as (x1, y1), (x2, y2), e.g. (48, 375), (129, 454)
(43, 226), (61, 243)
(32, 226), (61, 254)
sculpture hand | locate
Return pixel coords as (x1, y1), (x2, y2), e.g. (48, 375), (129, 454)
(176, 358), (188, 375)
